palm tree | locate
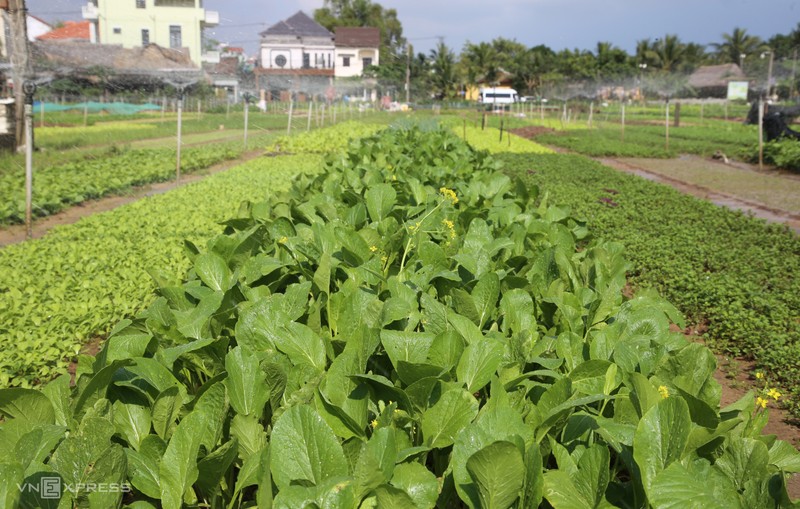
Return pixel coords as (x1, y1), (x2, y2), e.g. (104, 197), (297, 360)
(712, 27), (766, 68)
(652, 34), (686, 72)
(461, 42), (499, 86)
(429, 41), (457, 99)
(635, 38), (658, 68)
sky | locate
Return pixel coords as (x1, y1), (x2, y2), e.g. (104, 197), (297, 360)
(28, 0), (800, 58)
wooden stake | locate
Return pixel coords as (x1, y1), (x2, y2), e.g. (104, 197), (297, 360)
(287, 100), (294, 134)
(758, 99), (764, 170)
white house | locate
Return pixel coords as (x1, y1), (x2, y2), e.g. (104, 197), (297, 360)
(259, 11), (334, 72)
(334, 27), (379, 78)
(257, 11), (335, 100)
(26, 14), (52, 41)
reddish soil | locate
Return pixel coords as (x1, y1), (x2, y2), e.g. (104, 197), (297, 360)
(508, 125), (557, 138)
(0, 149), (266, 247)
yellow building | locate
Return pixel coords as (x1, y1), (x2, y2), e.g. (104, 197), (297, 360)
(82, 0), (218, 66)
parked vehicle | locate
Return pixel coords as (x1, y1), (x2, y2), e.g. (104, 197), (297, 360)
(477, 87), (519, 105)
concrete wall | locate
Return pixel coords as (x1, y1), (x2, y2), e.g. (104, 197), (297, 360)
(334, 47), (379, 78)
(96, 0), (206, 65)
(260, 35), (334, 70)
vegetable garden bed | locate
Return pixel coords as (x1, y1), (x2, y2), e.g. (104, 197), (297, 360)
(0, 124), (796, 508)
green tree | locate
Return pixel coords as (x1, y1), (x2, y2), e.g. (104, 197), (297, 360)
(651, 34), (687, 72)
(511, 45), (557, 95)
(315, 0), (405, 58)
(429, 41), (458, 99)
(711, 27), (766, 66)
(555, 48), (597, 81)
(594, 41), (634, 82)
(461, 41), (499, 85)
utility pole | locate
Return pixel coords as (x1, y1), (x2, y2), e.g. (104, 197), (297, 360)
(7, 0), (32, 151)
(405, 43), (411, 103)
(791, 48), (797, 100)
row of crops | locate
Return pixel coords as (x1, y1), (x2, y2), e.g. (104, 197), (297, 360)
(522, 113), (800, 170)
(0, 143), (243, 224)
(503, 153), (800, 414)
(0, 153), (319, 385)
(0, 123), (798, 507)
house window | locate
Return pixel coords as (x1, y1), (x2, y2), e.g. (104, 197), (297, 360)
(169, 25), (182, 48)
(141, 29), (150, 45)
(302, 53), (310, 68)
(342, 56), (350, 67)
(113, 27), (122, 34)
(362, 57), (373, 69)
(136, 0), (145, 8)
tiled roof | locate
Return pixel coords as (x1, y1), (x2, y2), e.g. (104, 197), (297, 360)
(335, 27), (380, 48)
(260, 11), (332, 38)
(37, 21), (90, 41)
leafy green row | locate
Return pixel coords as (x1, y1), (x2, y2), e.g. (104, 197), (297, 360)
(456, 124), (555, 154)
(502, 152), (800, 415)
(0, 154), (321, 387)
(267, 120), (386, 154)
(761, 139), (800, 172)
(1, 125), (795, 508)
(0, 140), (255, 225)
(533, 122), (757, 159)
(34, 112), (293, 151)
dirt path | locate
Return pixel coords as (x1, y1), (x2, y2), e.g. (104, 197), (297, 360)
(0, 149), (266, 247)
(596, 156), (800, 233)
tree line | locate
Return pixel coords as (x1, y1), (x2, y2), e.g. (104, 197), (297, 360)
(314, 0), (800, 100)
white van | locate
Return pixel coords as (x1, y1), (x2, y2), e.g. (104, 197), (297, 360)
(478, 87), (519, 105)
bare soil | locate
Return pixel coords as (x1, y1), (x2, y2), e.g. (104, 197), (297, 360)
(596, 156), (800, 233)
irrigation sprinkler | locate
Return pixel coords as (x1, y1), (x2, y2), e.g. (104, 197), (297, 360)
(665, 97), (670, 151)
(163, 74), (199, 184)
(23, 79), (36, 239)
(287, 100), (294, 135)
(758, 99), (765, 170)
(21, 75), (53, 239)
(242, 92), (254, 151)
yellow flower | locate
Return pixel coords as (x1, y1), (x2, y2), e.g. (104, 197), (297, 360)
(767, 388), (781, 401)
(755, 372), (764, 380)
(439, 187), (458, 205)
(658, 385), (669, 399)
(442, 218), (457, 239)
(370, 245), (378, 253)
(278, 236), (288, 244)
(370, 419), (378, 429)
(756, 396), (768, 409)
(381, 255), (388, 263)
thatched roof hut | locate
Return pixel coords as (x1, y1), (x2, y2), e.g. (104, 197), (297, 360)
(687, 63), (747, 98)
